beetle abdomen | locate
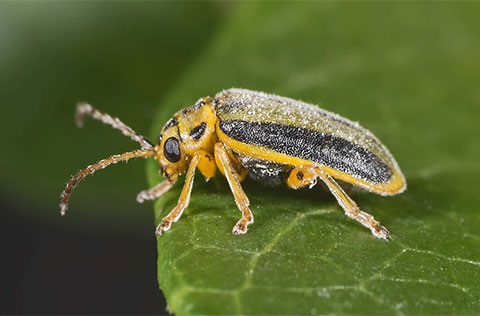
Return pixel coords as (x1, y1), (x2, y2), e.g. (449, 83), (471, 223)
(236, 153), (291, 186)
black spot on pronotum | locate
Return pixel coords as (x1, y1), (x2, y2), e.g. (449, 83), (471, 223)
(164, 137), (181, 163)
(190, 122), (207, 141)
(163, 117), (178, 131)
(296, 171), (304, 181)
(181, 100), (205, 115)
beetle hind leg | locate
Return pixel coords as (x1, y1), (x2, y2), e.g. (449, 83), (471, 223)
(317, 170), (390, 240)
(287, 166), (390, 240)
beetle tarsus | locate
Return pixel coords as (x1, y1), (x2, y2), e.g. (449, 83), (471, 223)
(232, 216), (254, 235)
(156, 220), (171, 236)
(372, 224), (390, 241)
(232, 224), (246, 235)
(136, 192), (147, 203)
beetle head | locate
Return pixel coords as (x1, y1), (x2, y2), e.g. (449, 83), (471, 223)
(155, 96), (217, 181)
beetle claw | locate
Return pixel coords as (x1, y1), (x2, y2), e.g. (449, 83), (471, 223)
(156, 219), (171, 236)
(232, 221), (248, 235)
(372, 225), (390, 241)
(136, 191), (147, 203)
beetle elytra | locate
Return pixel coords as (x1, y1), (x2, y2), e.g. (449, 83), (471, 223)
(60, 89), (406, 240)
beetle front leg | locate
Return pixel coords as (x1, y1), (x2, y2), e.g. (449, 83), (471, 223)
(155, 152), (202, 236)
(214, 143), (253, 235)
(287, 165), (390, 240)
(137, 150), (215, 204)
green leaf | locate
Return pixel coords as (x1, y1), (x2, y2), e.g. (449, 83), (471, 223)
(149, 3), (480, 314)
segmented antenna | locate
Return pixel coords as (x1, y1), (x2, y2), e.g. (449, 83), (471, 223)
(60, 149), (155, 215)
(76, 103), (154, 150)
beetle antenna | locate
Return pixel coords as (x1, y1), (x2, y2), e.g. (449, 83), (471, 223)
(60, 149), (155, 215)
(76, 103), (154, 150)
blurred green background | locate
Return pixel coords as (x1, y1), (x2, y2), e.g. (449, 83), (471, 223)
(1, 2), (480, 315)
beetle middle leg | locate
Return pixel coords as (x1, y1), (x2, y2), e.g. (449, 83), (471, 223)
(287, 165), (390, 240)
(214, 143), (253, 235)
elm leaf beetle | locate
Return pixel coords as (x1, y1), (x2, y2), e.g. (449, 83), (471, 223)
(60, 89), (406, 240)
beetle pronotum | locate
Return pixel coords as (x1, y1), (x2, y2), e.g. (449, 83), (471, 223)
(60, 89), (406, 240)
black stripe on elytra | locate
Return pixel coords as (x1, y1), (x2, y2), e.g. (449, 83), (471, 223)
(219, 120), (392, 183)
(190, 122), (207, 141)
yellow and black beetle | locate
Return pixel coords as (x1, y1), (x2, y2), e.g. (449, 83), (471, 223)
(60, 89), (406, 240)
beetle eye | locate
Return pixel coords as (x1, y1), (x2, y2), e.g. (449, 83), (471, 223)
(163, 137), (181, 163)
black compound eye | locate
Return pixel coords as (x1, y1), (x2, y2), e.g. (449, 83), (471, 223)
(163, 137), (181, 163)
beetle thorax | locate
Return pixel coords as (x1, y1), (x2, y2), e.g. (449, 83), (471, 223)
(176, 97), (218, 156)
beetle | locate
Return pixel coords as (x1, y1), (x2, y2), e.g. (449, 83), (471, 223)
(60, 88), (406, 240)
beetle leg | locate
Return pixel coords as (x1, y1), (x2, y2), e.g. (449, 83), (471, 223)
(214, 146), (248, 181)
(136, 180), (176, 203)
(314, 167), (390, 240)
(287, 165), (389, 239)
(155, 151), (202, 236)
(214, 143), (253, 235)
